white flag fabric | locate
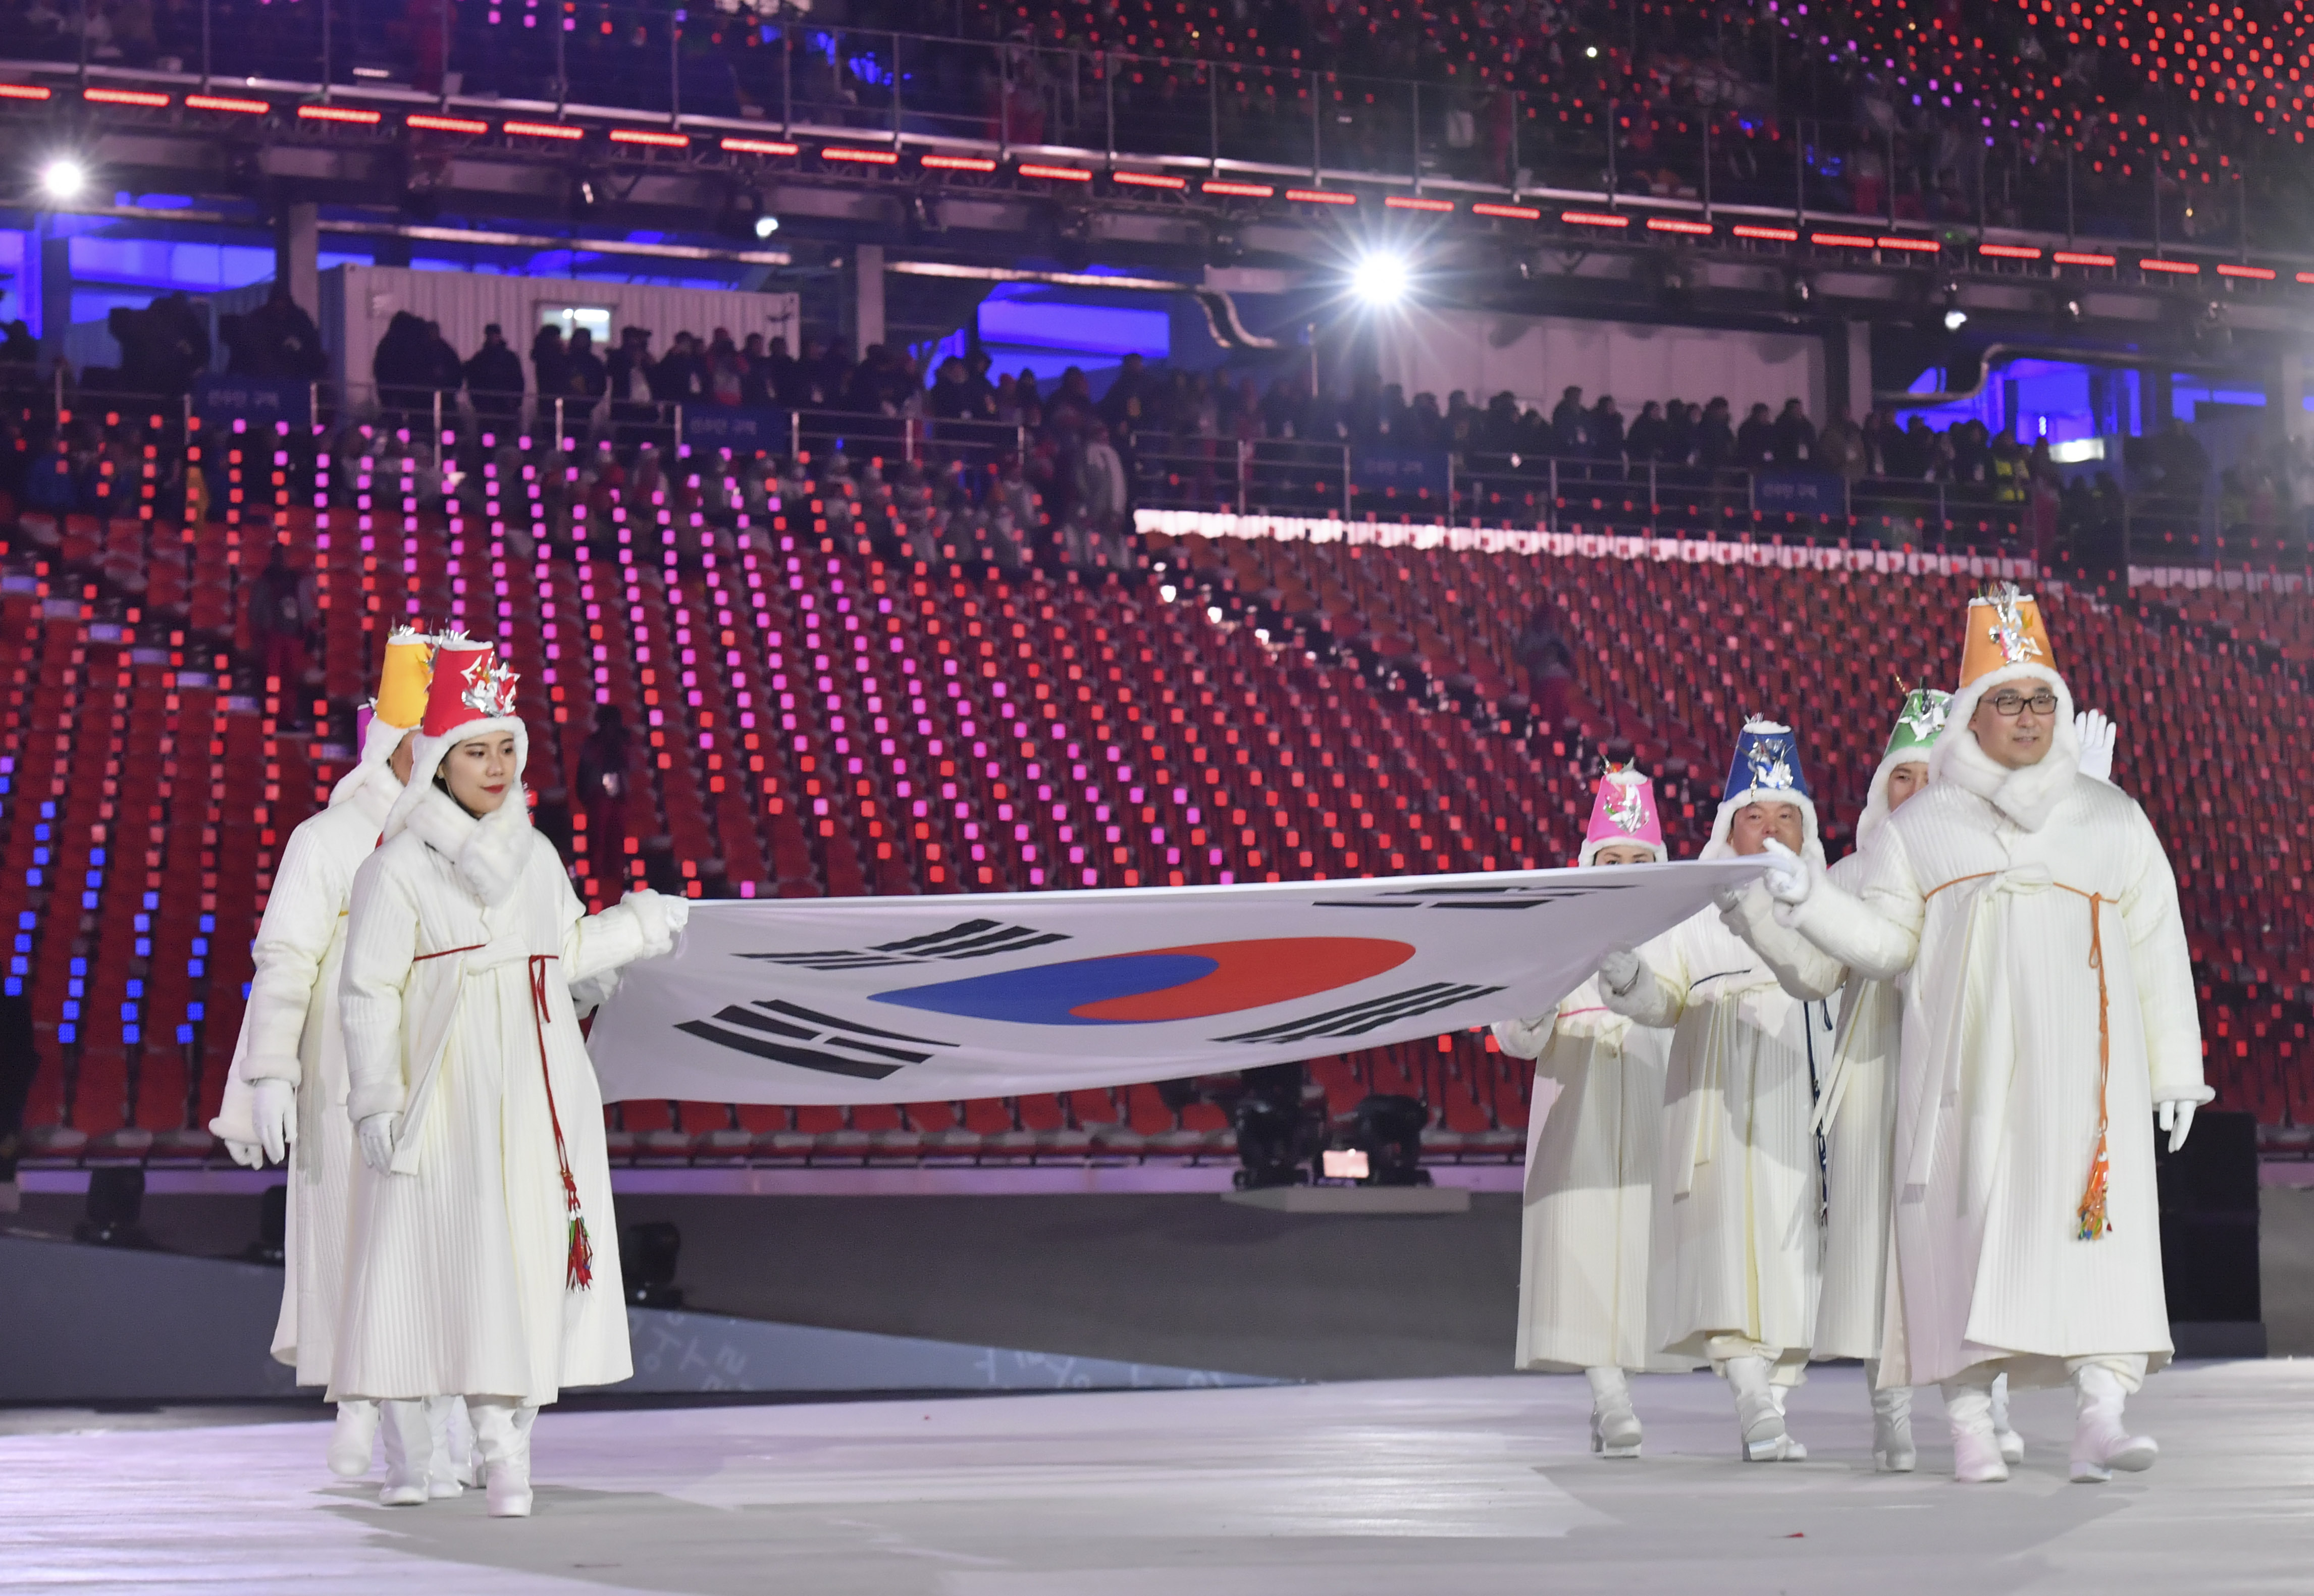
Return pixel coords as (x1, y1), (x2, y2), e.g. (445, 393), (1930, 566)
(586, 861), (1765, 1105)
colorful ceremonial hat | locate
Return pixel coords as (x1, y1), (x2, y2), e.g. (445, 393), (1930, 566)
(1883, 685), (1951, 761)
(1702, 717), (1821, 863)
(1581, 763), (1666, 867)
(383, 631), (530, 838)
(375, 625), (435, 729)
(1957, 583), (2057, 691)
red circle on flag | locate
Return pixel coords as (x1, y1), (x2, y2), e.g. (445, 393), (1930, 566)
(1069, 937), (1415, 1022)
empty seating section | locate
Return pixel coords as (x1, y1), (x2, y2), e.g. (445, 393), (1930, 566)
(1, 426), (2303, 1166)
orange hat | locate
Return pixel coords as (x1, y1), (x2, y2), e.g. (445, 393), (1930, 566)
(1957, 584), (2058, 690)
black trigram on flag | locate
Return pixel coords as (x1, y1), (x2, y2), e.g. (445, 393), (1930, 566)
(1318, 883), (1625, 911)
(1214, 982), (1505, 1045)
(675, 1000), (959, 1080)
(736, 918), (1068, 972)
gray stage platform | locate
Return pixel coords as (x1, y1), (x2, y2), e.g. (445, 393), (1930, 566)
(6, 1363), (2306, 1595)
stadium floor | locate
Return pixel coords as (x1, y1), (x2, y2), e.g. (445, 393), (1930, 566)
(8, 1362), (2311, 1594)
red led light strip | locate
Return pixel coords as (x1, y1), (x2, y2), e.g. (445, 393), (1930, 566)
(2139, 258), (2200, 275)
(2054, 250), (2116, 267)
(1561, 210), (1629, 228)
(1471, 202), (1540, 220)
(408, 113), (488, 134)
(186, 93), (268, 114)
(2217, 263), (2275, 281)
(1019, 163), (1093, 181)
(1811, 232), (1878, 248)
(0, 83), (52, 101)
(822, 146), (900, 165)
(1877, 236), (1941, 253)
(298, 103), (381, 124)
(1111, 170), (1186, 189)
(1732, 224), (1799, 241)
(724, 137), (800, 155)
(1203, 180), (1274, 197)
(1979, 243), (2042, 259)
(610, 127), (689, 148)
(1286, 188), (1356, 205)
(505, 120), (584, 140)
(1646, 217), (1714, 236)
(85, 87), (170, 107)
(1385, 195), (1454, 212)
(921, 153), (994, 171)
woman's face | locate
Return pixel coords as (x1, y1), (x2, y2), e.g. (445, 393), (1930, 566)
(442, 732), (518, 815)
(1591, 843), (1656, 868)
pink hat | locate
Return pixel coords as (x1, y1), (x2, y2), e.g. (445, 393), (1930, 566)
(1580, 763), (1666, 867)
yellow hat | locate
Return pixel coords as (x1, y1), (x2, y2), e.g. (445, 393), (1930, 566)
(375, 625), (435, 729)
(1957, 584), (2057, 690)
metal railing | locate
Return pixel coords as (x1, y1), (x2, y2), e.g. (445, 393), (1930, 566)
(0, 5), (2299, 258)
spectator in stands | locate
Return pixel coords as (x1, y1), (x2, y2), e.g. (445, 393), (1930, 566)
(105, 291), (211, 399)
(464, 324), (525, 425)
(221, 283), (329, 382)
(1733, 402), (1778, 467)
(563, 327), (609, 418)
(1815, 404), (1860, 478)
(1696, 397), (1734, 469)
(576, 704), (634, 870)
(1772, 399), (1816, 466)
(373, 311), (434, 427)
(607, 327), (658, 439)
(531, 325), (570, 411)
(1662, 399), (1697, 467)
(1078, 421), (1130, 548)
(1099, 352), (1158, 435)
(1624, 400), (1669, 464)
(653, 331), (707, 406)
(248, 542), (317, 715)
(1551, 386), (1589, 454)
(704, 333), (747, 407)
(926, 355), (983, 420)
(423, 321), (465, 416)
(1590, 395), (1626, 462)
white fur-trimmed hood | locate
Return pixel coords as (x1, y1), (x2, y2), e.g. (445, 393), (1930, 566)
(1931, 665), (2079, 832)
(402, 783), (536, 907)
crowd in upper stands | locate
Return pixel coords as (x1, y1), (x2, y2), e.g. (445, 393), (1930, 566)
(0, 0), (2304, 248)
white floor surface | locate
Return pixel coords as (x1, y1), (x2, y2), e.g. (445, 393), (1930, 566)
(9, 1362), (2313, 1595)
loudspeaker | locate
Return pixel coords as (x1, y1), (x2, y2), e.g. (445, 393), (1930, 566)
(2155, 1109), (2265, 1355)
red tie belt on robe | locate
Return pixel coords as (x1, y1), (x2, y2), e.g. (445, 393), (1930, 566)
(412, 943), (595, 1289)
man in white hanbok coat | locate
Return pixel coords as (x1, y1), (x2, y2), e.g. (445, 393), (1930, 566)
(336, 637), (687, 1517)
(208, 628), (447, 1499)
(1767, 588), (2206, 1484)
(1495, 765), (1696, 1460)
(1600, 720), (1842, 1463)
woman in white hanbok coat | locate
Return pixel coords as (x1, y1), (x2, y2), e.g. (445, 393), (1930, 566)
(336, 638), (686, 1517)
(1771, 590), (2206, 1485)
(1600, 720), (1843, 1463)
(1495, 766), (1696, 1460)
(208, 629), (443, 1497)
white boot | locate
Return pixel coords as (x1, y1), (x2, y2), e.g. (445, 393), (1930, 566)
(424, 1396), (471, 1499)
(1990, 1371), (2026, 1465)
(326, 1400), (380, 1480)
(377, 1401), (433, 1507)
(1765, 1378), (1808, 1461)
(1585, 1366), (1643, 1459)
(1942, 1379), (2009, 1484)
(472, 1398), (538, 1518)
(1866, 1361), (1916, 1473)
(1726, 1356), (1800, 1462)
(2070, 1365), (2158, 1483)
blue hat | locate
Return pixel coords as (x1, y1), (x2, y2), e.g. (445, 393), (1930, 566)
(1703, 718), (1821, 863)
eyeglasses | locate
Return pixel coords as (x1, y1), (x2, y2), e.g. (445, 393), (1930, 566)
(1985, 688), (2059, 717)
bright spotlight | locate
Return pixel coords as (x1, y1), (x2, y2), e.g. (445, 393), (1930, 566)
(753, 214), (780, 239)
(1349, 250), (1410, 308)
(1158, 583), (1178, 602)
(1943, 308), (1969, 331)
(39, 157), (86, 202)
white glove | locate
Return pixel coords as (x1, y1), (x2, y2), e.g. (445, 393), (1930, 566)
(1761, 838), (1810, 907)
(1712, 883), (1746, 914)
(659, 894), (692, 936)
(2158, 1099), (2196, 1153)
(221, 1134), (265, 1171)
(249, 1078), (296, 1166)
(357, 1111), (400, 1173)
(2075, 708), (2117, 783)
(1599, 947), (1642, 995)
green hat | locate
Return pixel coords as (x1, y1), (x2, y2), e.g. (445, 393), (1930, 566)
(1884, 686), (1951, 760)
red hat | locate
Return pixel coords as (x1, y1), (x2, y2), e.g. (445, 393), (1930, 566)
(384, 631), (530, 838)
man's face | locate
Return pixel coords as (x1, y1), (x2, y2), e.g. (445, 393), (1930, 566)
(1969, 676), (2058, 770)
(1591, 843), (1655, 868)
(1884, 760), (1929, 813)
(1728, 800), (1804, 857)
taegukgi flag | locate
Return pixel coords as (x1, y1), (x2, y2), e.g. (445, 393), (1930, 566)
(586, 860), (1765, 1105)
